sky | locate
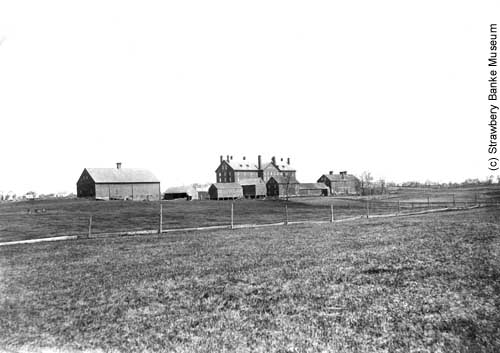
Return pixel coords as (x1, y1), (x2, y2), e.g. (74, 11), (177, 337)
(0, 1), (499, 194)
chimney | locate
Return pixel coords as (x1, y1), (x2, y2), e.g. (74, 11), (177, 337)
(329, 171), (333, 175)
(116, 162), (122, 169)
(227, 155), (230, 162)
(220, 155), (223, 164)
(280, 158), (283, 162)
(287, 157), (290, 165)
(230, 155), (233, 160)
(243, 156), (246, 160)
(271, 156), (276, 164)
(258, 155), (262, 169)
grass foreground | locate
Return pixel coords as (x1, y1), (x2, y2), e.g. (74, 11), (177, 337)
(1, 207), (499, 352)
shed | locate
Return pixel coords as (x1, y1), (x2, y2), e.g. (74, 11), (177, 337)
(299, 183), (329, 197)
(164, 185), (197, 200)
(208, 183), (243, 200)
(77, 163), (161, 201)
(239, 178), (267, 199)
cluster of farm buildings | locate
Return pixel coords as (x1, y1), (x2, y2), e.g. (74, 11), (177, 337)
(76, 156), (360, 201)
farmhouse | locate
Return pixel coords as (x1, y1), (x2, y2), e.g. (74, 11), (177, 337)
(299, 183), (328, 197)
(317, 171), (360, 195)
(240, 178), (267, 199)
(208, 183), (243, 200)
(77, 163), (160, 201)
(215, 155), (295, 183)
(266, 176), (300, 198)
(271, 156), (297, 180)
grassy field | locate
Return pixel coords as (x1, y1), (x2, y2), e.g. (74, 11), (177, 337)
(1, 186), (499, 243)
(1, 206), (499, 352)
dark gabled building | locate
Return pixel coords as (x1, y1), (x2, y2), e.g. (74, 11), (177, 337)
(77, 163), (160, 201)
(266, 175), (300, 198)
(215, 156), (260, 183)
(317, 171), (360, 195)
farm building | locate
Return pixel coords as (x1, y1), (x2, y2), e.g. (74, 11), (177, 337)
(216, 155), (296, 183)
(163, 184), (211, 201)
(215, 156), (260, 183)
(266, 176), (300, 198)
(208, 183), (243, 200)
(239, 178), (267, 199)
(164, 186), (197, 200)
(299, 183), (329, 197)
(271, 156), (297, 180)
(77, 163), (160, 201)
(317, 171), (360, 195)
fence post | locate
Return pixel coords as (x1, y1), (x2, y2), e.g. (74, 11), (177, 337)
(330, 204), (334, 223)
(159, 203), (163, 234)
(285, 203), (289, 225)
(366, 200), (370, 218)
(231, 202), (234, 229)
(397, 200), (400, 215)
(452, 194), (455, 208)
(427, 196), (430, 209)
(88, 215), (92, 238)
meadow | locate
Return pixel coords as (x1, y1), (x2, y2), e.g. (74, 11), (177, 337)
(1, 205), (499, 352)
(0, 185), (498, 243)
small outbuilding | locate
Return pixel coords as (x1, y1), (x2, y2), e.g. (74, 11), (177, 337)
(208, 183), (243, 200)
(299, 183), (329, 197)
(266, 176), (300, 198)
(163, 186), (197, 200)
(239, 178), (267, 199)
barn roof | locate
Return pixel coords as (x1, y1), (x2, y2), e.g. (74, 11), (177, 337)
(268, 176), (299, 184)
(299, 183), (328, 190)
(210, 182), (242, 189)
(86, 168), (160, 183)
(239, 178), (265, 185)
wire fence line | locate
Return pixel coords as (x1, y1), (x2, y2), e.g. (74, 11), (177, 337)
(0, 194), (498, 245)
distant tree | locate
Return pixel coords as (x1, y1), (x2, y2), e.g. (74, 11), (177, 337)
(360, 171), (373, 195)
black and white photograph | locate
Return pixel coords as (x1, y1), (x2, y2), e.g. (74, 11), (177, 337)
(1, 1), (499, 352)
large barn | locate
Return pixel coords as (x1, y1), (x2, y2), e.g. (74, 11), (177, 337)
(317, 171), (360, 195)
(76, 163), (161, 201)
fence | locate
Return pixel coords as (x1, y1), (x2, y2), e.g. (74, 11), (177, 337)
(0, 192), (498, 245)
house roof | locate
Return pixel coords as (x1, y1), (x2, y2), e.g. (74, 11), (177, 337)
(239, 178), (265, 186)
(226, 160), (259, 171)
(210, 182), (242, 189)
(299, 183), (328, 190)
(322, 173), (359, 182)
(86, 168), (160, 183)
(273, 162), (296, 172)
(268, 175), (299, 184)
